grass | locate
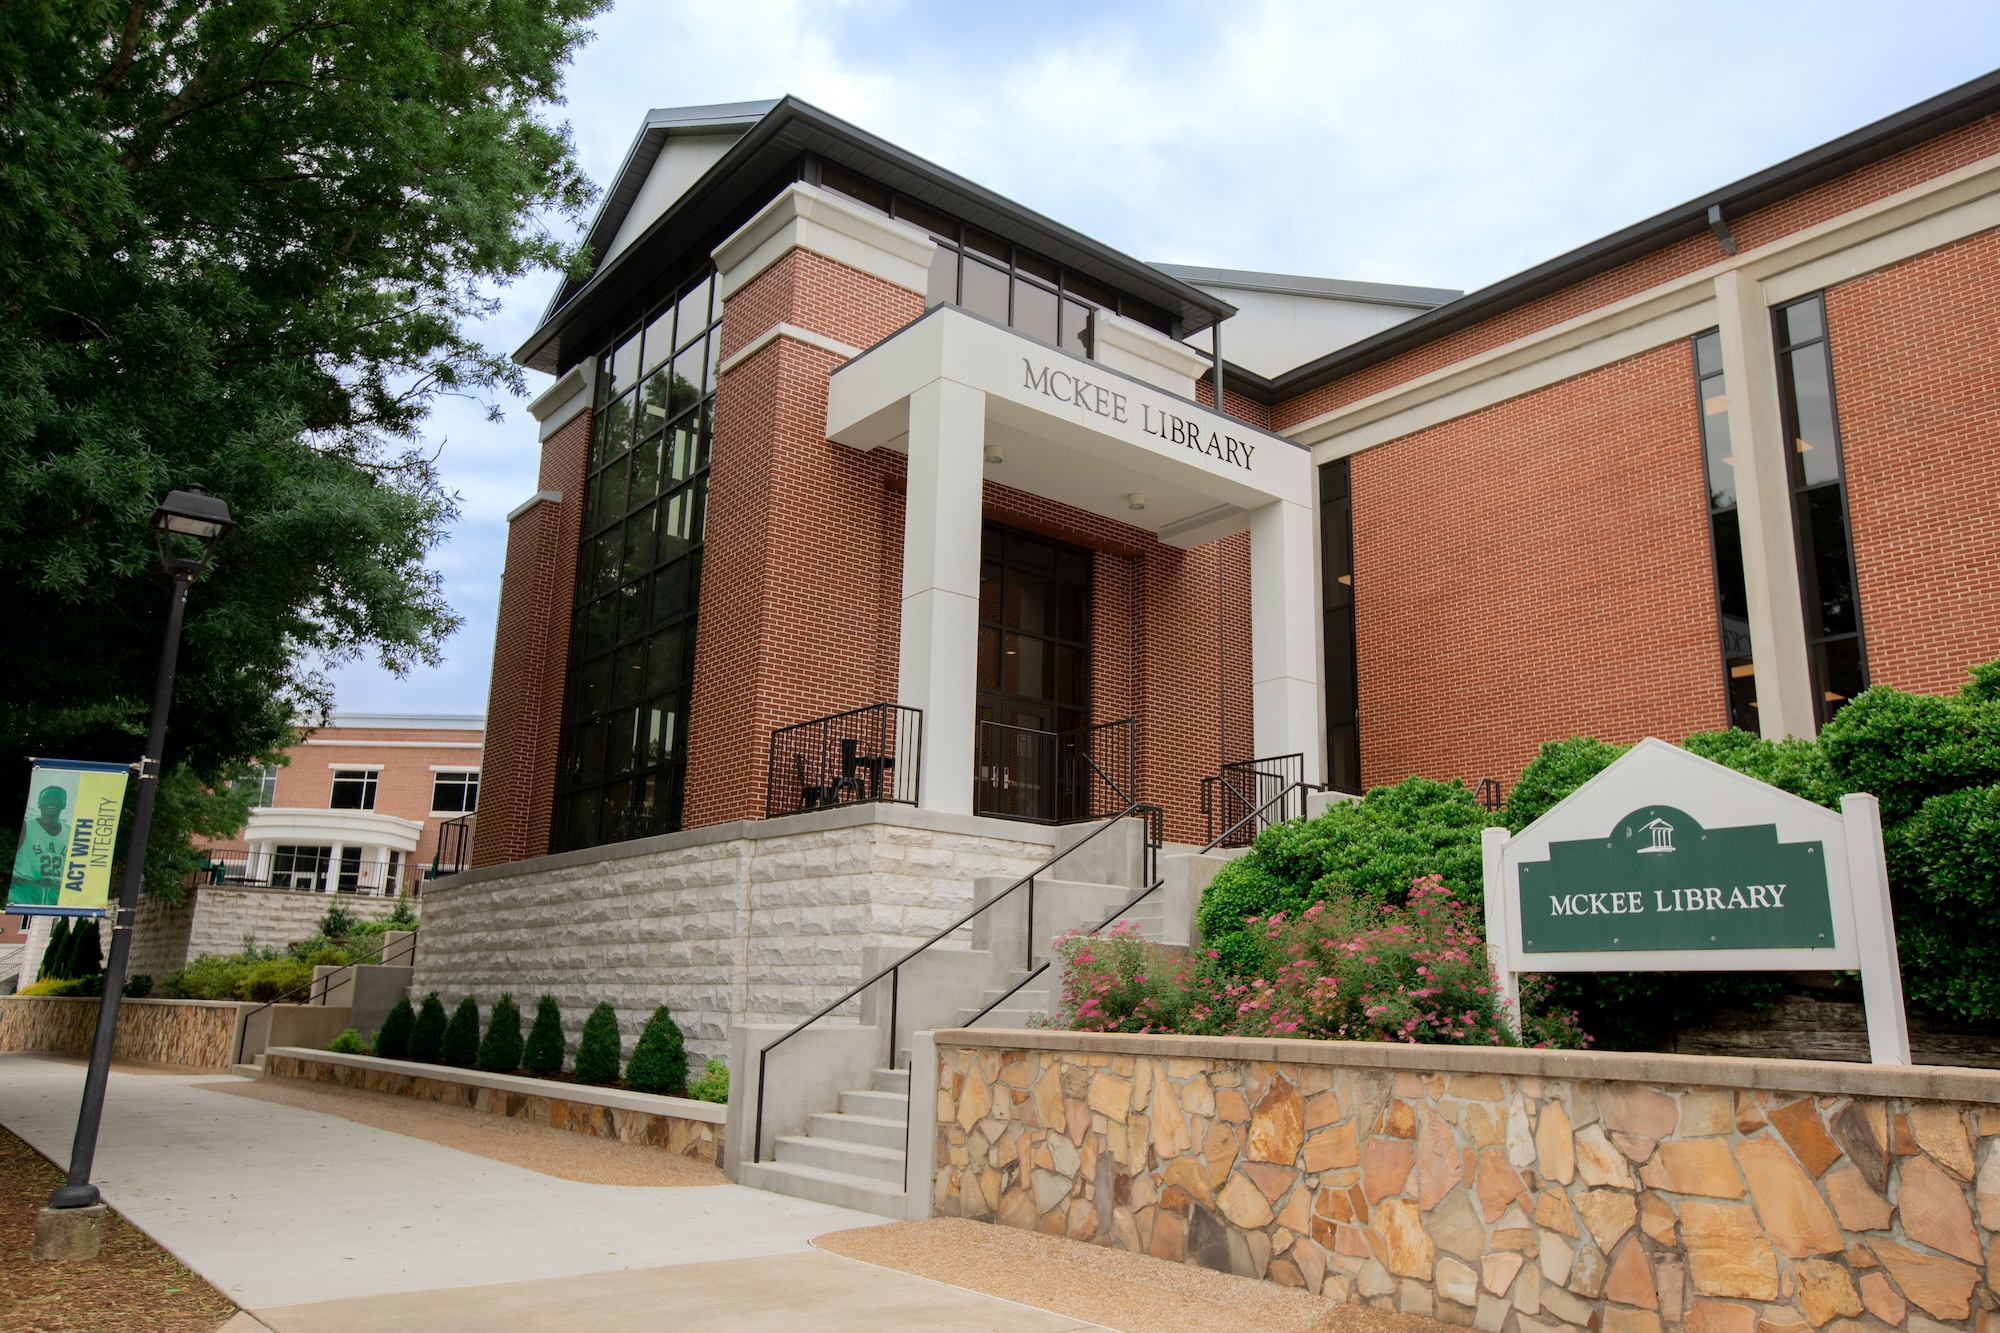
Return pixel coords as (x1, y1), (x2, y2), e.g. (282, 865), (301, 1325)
(0, 1125), (237, 1332)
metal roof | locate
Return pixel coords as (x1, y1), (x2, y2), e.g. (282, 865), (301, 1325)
(1154, 263), (1459, 310)
(1232, 67), (2000, 407)
(517, 96), (1238, 374)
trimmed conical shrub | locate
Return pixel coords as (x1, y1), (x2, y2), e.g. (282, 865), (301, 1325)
(70, 919), (102, 978)
(477, 994), (524, 1073)
(40, 918), (72, 980)
(441, 996), (480, 1068)
(625, 1005), (688, 1096)
(523, 995), (565, 1076)
(375, 997), (416, 1060)
(574, 1003), (621, 1085)
(410, 992), (447, 1064)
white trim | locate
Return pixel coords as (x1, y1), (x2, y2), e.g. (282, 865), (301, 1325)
(717, 322), (862, 377)
(325, 763), (384, 772)
(528, 361), (594, 440)
(711, 181), (936, 301)
(426, 765), (481, 773)
(303, 740), (483, 749)
(506, 490), (562, 522)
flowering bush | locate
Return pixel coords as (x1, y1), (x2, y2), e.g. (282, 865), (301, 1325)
(1052, 875), (1589, 1049)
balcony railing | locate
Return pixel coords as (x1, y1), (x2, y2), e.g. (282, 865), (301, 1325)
(430, 814), (474, 880)
(766, 703), (923, 819)
(1201, 752), (1310, 847)
(196, 848), (410, 896)
(974, 718), (1137, 825)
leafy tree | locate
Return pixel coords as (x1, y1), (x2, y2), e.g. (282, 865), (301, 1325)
(625, 1005), (688, 1096)
(0, 0), (604, 893)
(374, 997), (415, 1060)
(409, 992), (448, 1065)
(477, 994), (524, 1073)
(574, 1003), (621, 1085)
(522, 996), (565, 1076)
(319, 903), (358, 941)
(441, 995), (480, 1068)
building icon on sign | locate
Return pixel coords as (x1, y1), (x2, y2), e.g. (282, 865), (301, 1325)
(1637, 818), (1676, 854)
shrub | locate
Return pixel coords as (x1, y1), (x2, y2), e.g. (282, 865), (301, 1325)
(1503, 737), (1629, 831)
(318, 902), (359, 940)
(123, 974), (153, 998)
(72, 973), (104, 997)
(477, 994), (524, 1073)
(237, 956), (312, 1002)
(410, 992), (448, 1064)
(625, 1005), (688, 1095)
(687, 1059), (729, 1104)
(441, 996), (481, 1068)
(69, 919), (103, 979)
(1053, 922), (1205, 1034)
(1198, 775), (1494, 975)
(574, 1003), (621, 1085)
(326, 1028), (370, 1055)
(19, 976), (83, 997)
(39, 918), (71, 980)
(522, 996), (565, 1075)
(384, 897), (419, 929)
(374, 998), (416, 1060)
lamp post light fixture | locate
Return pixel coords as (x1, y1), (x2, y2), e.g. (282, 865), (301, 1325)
(43, 487), (232, 1228)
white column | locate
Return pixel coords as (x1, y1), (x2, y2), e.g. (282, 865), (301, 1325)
(1841, 793), (1911, 1065)
(1249, 497), (1324, 784)
(898, 378), (987, 815)
(1714, 270), (1817, 739)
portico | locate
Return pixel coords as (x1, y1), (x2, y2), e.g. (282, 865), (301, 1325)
(824, 302), (1321, 814)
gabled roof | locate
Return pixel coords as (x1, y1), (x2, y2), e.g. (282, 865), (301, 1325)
(1231, 66), (2000, 407)
(516, 96), (1237, 375)
(1154, 263), (1459, 311)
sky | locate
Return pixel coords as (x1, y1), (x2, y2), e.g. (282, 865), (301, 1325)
(327, 0), (2000, 715)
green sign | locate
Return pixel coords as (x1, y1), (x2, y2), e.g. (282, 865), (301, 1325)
(8, 759), (129, 917)
(1517, 804), (1834, 954)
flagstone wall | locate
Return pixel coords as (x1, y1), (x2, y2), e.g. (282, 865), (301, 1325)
(0, 995), (247, 1069)
(933, 1031), (2000, 1333)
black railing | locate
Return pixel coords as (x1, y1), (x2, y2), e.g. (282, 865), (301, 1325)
(230, 928), (417, 1067)
(766, 704), (923, 819)
(974, 718), (1135, 825)
(1473, 778), (1503, 813)
(430, 814), (475, 880)
(1201, 752), (1308, 846)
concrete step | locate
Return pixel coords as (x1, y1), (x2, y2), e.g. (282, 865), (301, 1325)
(774, 1133), (906, 1183)
(736, 1159), (906, 1218)
(869, 1067), (909, 1095)
(228, 1063), (264, 1079)
(839, 1088), (908, 1120)
(808, 1110), (908, 1150)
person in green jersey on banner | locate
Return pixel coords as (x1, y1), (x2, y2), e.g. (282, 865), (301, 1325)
(11, 786), (70, 906)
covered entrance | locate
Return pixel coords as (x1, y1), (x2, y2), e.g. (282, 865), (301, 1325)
(975, 523), (1098, 821)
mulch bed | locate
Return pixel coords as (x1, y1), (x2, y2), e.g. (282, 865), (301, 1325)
(0, 1126), (236, 1333)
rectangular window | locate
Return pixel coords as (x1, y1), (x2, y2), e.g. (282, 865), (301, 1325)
(255, 766), (278, 807)
(329, 769), (378, 810)
(1319, 460), (1361, 793)
(430, 771), (479, 815)
(1773, 294), (1867, 724)
(270, 845), (331, 891)
(1692, 330), (1758, 732)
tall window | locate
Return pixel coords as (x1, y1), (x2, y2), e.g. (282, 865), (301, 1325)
(1692, 331), (1757, 731)
(818, 165), (1173, 352)
(1319, 460), (1360, 792)
(1773, 295), (1867, 724)
(254, 766), (278, 807)
(557, 265), (720, 851)
(430, 771), (479, 815)
(329, 769), (378, 810)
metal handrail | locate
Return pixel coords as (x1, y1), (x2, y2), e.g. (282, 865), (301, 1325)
(230, 928), (416, 1066)
(960, 776), (1323, 1028)
(750, 796), (1155, 1164)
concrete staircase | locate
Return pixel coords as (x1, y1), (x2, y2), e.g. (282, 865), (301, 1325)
(729, 817), (1169, 1219)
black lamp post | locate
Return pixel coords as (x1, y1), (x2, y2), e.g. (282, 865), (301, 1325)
(47, 486), (232, 1212)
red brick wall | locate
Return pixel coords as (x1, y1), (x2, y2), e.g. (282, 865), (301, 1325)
(1348, 342), (1724, 793)
(1824, 225), (2000, 696)
(1276, 113), (2000, 433)
(472, 408), (590, 866)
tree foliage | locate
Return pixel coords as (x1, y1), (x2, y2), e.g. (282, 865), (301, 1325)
(0, 0), (603, 891)
(409, 991), (447, 1064)
(522, 995), (565, 1075)
(477, 993), (524, 1073)
(573, 1002), (620, 1085)
(625, 1004), (687, 1096)
(374, 997), (415, 1060)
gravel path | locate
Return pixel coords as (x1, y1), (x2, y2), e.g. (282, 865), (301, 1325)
(195, 1077), (727, 1187)
(813, 1218), (1457, 1333)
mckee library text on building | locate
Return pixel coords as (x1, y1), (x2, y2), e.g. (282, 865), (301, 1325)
(471, 76), (2000, 865)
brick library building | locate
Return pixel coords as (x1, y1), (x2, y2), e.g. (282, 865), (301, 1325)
(470, 74), (2000, 872)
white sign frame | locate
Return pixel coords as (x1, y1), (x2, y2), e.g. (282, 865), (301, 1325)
(1482, 738), (1910, 1064)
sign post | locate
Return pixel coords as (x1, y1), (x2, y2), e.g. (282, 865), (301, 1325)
(1482, 738), (1909, 1064)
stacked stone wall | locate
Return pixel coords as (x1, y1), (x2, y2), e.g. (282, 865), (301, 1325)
(0, 996), (246, 1069)
(935, 1032), (2000, 1333)
(413, 809), (1052, 1063)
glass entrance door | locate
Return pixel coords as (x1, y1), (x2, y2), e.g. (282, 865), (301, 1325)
(976, 524), (1091, 820)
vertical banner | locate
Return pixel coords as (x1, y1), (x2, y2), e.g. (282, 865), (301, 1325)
(8, 760), (130, 917)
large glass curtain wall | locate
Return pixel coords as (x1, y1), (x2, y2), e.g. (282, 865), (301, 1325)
(1692, 331), (1758, 731)
(557, 269), (721, 851)
(1773, 295), (1867, 725)
(818, 164), (1174, 353)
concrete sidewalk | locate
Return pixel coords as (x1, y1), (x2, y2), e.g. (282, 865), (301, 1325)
(0, 1056), (1104, 1331)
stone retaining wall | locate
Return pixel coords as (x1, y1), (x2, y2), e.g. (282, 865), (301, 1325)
(0, 995), (248, 1069)
(130, 886), (404, 978)
(934, 1031), (2000, 1333)
(262, 1048), (725, 1166)
(413, 804), (1053, 1063)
